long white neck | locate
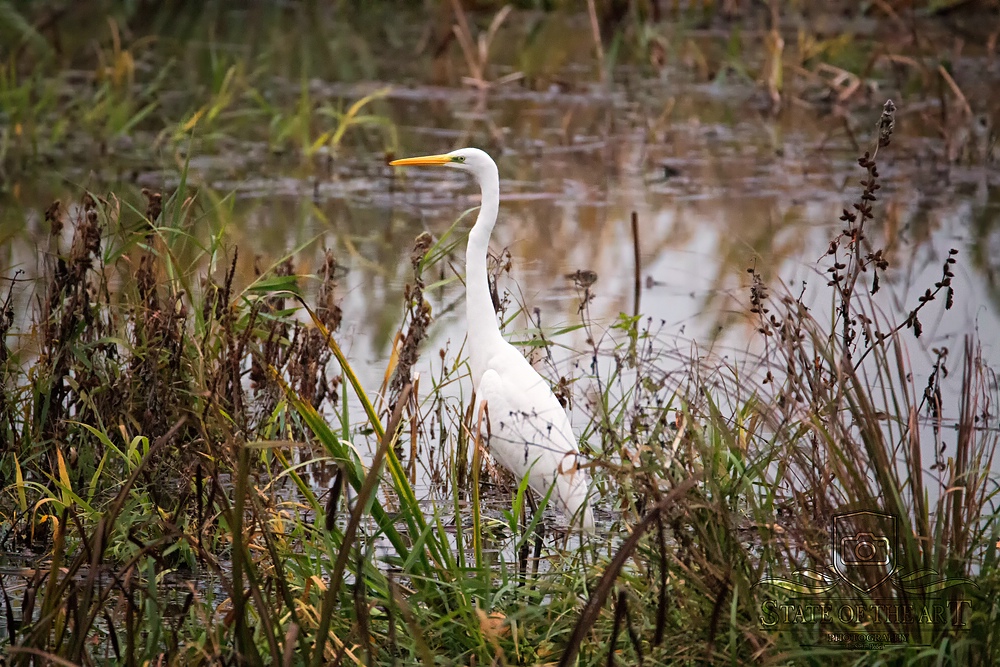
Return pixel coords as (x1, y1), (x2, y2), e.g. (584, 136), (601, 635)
(466, 162), (505, 382)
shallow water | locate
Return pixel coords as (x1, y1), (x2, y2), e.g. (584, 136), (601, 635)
(2, 4), (999, 497)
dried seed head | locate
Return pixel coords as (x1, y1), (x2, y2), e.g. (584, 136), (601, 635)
(411, 231), (434, 272)
(142, 188), (163, 223)
(45, 200), (64, 239)
(878, 99), (896, 148)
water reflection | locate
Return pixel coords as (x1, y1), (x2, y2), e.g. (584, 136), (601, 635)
(5, 86), (999, 379)
(2, 5), (998, 444)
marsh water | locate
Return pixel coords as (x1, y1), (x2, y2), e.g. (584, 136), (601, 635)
(3, 5), (999, 473)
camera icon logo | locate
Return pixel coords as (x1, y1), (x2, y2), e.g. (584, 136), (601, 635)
(839, 532), (891, 566)
(833, 510), (897, 592)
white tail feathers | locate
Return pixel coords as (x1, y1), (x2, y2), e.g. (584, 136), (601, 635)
(574, 502), (596, 533)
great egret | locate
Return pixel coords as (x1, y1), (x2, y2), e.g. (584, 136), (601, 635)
(390, 148), (595, 531)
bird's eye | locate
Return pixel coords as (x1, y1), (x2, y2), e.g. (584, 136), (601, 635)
(453, 156), (465, 163)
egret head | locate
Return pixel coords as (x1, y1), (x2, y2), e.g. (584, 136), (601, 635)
(390, 147), (496, 179)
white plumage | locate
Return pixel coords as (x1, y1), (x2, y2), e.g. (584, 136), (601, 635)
(391, 147), (595, 531)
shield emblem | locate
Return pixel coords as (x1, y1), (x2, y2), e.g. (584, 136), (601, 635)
(832, 510), (897, 593)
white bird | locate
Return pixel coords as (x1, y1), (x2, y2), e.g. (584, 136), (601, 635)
(390, 147), (595, 531)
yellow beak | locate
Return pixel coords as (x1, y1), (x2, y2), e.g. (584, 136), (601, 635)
(389, 153), (452, 167)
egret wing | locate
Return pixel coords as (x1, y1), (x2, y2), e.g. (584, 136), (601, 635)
(476, 350), (592, 527)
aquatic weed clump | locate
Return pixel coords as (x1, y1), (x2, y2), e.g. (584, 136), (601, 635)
(0, 179), (356, 662)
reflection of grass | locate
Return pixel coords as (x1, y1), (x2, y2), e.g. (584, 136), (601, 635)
(1, 100), (997, 665)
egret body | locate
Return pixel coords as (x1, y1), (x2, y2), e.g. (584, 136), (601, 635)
(390, 148), (595, 531)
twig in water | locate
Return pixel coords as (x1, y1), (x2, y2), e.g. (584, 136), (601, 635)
(631, 211), (641, 318)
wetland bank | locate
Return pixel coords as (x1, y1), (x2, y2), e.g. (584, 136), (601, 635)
(1, 1), (999, 665)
